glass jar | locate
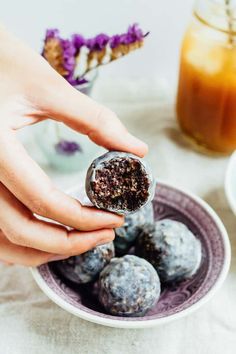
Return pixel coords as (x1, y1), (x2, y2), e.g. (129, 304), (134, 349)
(176, 0), (236, 154)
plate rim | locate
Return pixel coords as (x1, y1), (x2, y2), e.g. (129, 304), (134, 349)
(30, 180), (231, 329)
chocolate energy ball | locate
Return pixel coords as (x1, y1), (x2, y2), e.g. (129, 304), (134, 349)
(54, 242), (115, 284)
(85, 151), (155, 214)
(136, 219), (202, 284)
(115, 202), (154, 255)
(98, 255), (161, 316)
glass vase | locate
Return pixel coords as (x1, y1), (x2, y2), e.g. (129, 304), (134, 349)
(34, 70), (101, 172)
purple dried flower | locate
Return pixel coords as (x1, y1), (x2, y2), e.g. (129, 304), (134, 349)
(65, 76), (78, 86)
(87, 33), (110, 51)
(121, 23), (145, 45)
(45, 28), (60, 40)
(76, 78), (88, 85)
(110, 35), (121, 49)
(109, 24), (148, 52)
(66, 76), (88, 86)
(43, 29), (76, 81)
(60, 39), (76, 78)
(128, 23), (144, 41)
(72, 34), (86, 55)
(42, 24), (148, 87)
(55, 140), (83, 156)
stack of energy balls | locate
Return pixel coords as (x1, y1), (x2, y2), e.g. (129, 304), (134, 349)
(55, 152), (202, 317)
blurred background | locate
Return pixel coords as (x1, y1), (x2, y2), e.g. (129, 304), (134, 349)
(1, 0), (194, 88)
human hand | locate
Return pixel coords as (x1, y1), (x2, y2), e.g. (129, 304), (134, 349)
(0, 26), (147, 266)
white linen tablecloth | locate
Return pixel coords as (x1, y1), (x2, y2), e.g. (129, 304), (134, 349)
(0, 79), (236, 354)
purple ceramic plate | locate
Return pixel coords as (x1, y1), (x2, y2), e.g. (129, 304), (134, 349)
(31, 182), (231, 328)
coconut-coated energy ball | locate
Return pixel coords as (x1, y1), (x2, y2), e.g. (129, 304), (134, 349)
(85, 151), (155, 214)
(114, 202), (154, 255)
(136, 219), (202, 283)
(54, 242), (115, 284)
(98, 255), (161, 316)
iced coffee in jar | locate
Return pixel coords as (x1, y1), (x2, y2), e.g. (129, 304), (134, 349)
(177, 0), (236, 154)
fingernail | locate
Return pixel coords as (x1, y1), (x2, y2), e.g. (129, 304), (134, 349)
(127, 134), (148, 157)
(97, 211), (124, 227)
(49, 255), (70, 262)
(109, 217), (124, 228)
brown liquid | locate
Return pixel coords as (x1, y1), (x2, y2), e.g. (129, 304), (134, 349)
(177, 27), (236, 154)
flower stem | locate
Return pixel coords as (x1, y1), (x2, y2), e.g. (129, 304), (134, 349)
(81, 56), (117, 78)
(79, 41), (144, 79)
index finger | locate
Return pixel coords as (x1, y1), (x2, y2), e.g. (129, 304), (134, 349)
(35, 76), (148, 157)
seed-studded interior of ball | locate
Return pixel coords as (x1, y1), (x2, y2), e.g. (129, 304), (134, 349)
(91, 157), (150, 212)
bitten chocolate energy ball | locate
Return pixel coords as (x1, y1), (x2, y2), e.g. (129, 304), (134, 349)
(86, 151), (155, 214)
(114, 202), (154, 255)
(54, 242), (114, 284)
(136, 219), (202, 284)
(98, 255), (161, 317)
